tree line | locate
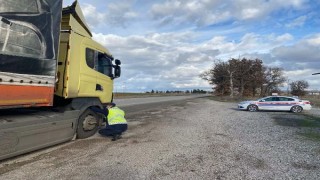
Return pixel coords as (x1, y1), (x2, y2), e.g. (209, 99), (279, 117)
(200, 58), (309, 97)
(146, 89), (208, 94)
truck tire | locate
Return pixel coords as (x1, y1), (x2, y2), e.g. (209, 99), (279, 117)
(76, 108), (101, 139)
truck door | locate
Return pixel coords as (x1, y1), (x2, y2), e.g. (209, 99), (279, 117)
(95, 53), (113, 102)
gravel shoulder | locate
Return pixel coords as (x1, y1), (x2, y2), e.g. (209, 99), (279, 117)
(0, 97), (320, 179)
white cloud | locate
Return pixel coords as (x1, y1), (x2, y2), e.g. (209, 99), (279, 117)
(81, 2), (138, 28)
(105, 2), (138, 27)
(84, 0), (318, 91)
(275, 33), (294, 42)
(306, 34), (320, 46)
(92, 32), (222, 90)
(93, 30), (320, 91)
(285, 69), (314, 77)
(284, 69), (320, 90)
(272, 37), (320, 68)
(150, 0), (309, 27)
(151, 0), (230, 27)
(82, 3), (107, 27)
(285, 15), (308, 28)
(241, 8), (261, 20)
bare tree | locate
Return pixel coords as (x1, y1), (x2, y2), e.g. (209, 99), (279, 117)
(290, 80), (309, 96)
(227, 60), (238, 97)
(248, 59), (264, 96)
(200, 58), (286, 97)
(230, 58), (264, 97)
(262, 67), (286, 96)
(200, 60), (230, 95)
(231, 58), (255, 96)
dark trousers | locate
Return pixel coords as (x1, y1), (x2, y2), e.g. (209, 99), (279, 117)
(98, 124), (128, 137)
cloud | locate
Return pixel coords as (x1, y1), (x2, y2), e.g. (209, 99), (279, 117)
(105, 2), (138, 28)
(306, 33), (320, 45)
(97, 30), (320, 91)
(150, 0), (229, 27)
(274, 33), (294, 42)
(284, 69), (320, 90)
(93, 30), (302, 91)
(285, 15), (308, 28)
(89, 0), (319, 92)
(271, 35), (320, 70)
(92, 32), (222, 91)
(82, 3), (106, 27)
(81, 2), (138, 28)
(150, 0), (309, 28)
(238, 34), (320, 89)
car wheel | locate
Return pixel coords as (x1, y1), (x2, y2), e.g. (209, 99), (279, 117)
(247, 104), (258, 112)
(76, 108), (101, 139)
(291, 105), (303, 113)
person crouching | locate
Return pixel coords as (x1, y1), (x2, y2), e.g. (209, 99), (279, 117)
(91, 103), (127, 141)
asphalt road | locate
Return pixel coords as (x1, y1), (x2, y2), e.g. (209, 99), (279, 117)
(1, 96), (320, 179)
(113, 95), (206, 107)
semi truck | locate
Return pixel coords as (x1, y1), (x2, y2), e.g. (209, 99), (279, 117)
(0, 0), (121, 160)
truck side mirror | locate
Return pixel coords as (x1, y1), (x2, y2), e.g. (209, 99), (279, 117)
(114, 66), (121, 78)
(115, 59), (121, 65)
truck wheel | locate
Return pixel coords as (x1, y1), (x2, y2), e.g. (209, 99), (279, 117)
(76, 109), (101, 139)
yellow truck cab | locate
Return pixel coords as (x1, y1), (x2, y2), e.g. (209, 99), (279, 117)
(56, 2), (120, 103)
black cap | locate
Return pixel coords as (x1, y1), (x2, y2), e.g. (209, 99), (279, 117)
(107, 103), (116, 107)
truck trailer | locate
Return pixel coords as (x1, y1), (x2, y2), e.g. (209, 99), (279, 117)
(0, 0), (121, 160)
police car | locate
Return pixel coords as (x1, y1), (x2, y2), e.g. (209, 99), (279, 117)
(238, 96), (312, 113)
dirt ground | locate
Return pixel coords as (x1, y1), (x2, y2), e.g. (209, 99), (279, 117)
(0, 97), (320, 179)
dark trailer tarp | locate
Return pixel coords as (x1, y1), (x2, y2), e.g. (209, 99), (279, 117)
(0, 0), (63, 108)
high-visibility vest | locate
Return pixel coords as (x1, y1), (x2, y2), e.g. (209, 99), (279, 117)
(107, 107), (127, 125)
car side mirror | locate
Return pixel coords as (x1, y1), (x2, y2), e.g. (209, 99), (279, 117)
(259, 100), (265, 102)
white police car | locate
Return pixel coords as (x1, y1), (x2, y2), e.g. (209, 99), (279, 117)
(238, 96), (312, 113)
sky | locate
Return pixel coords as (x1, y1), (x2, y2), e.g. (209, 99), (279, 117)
(63, 0), (320, 93)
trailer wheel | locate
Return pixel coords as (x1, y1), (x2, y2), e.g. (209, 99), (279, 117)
(76, 108), (101, 139)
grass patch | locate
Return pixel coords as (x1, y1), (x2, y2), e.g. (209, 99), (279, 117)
(274, 114), (320, 141)
(300, 114), (320, 127)
(300, 131), (320, 141)
(273, 113), (320, 141)
(305, 95), (320, 108)
(273, 114), (320, 128)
